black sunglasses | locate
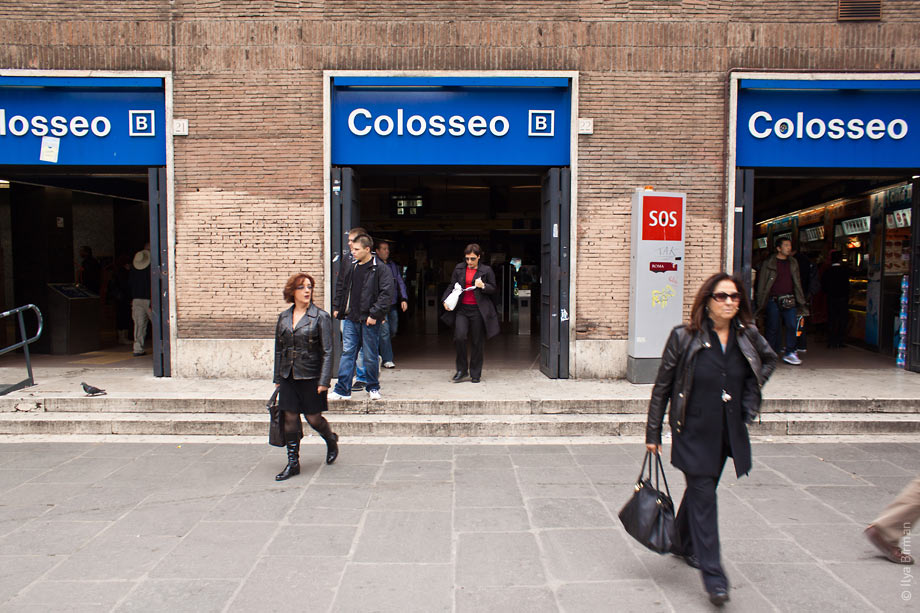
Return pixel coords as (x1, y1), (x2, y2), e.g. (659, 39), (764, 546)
(711, 292), (741, 303)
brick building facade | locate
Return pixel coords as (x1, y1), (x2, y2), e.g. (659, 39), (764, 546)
(1, 2), (919, 378)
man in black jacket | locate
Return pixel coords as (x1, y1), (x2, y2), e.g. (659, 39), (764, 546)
(329, 234), (394, 400)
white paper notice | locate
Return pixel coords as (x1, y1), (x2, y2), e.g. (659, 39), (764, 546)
(39, 136), (60, 163)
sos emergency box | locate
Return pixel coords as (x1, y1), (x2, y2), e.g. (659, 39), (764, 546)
(627, 189), (687, 383)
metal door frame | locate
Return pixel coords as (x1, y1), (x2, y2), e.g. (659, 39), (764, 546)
(540, 167), (571, 378)
(148, 167), (170, 376)
(329, 167), (360, 373)
(908, 178), (920, 372)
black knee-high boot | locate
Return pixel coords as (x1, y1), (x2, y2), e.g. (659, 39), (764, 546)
(275, 435), (300, 481)
(324, 432), (339, 465)
(307, 415), (339, 465)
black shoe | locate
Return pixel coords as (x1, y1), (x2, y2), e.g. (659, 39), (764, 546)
(451, 371), (468, 383)
(471, 377), (480, 383)
(682, 554), (700, 569)
(708, 590), (729, 606)
(275, 440), (300, 481)
(351, 380), (366, 392)
(324, 432), (339, 465)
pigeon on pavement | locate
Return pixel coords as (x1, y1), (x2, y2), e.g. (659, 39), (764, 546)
(81, 382), (106, 396)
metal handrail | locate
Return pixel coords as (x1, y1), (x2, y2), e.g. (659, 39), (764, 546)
(0, 304), (43, 395)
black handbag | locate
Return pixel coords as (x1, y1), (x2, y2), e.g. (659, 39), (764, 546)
(267, 388), (284, 447)
(618, 450), (677, 554)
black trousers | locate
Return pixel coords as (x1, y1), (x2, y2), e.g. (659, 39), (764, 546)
(675, 464), (728, 593)
(827, 299), (849, 347)
(454, 303), (485, 379)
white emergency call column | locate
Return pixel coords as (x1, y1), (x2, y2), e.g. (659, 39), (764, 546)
(627, 189), (687, 383)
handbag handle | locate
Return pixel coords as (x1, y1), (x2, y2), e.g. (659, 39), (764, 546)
(651, 451), (672, 499)
(266, 388), (280, 411)
(635, 450), (652, 486)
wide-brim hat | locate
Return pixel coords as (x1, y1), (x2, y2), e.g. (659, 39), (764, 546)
(133, 250), (151, 270)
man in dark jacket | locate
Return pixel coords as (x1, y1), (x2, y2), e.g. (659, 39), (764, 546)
(822, 250), (851, 348)
(329, 234), (395, 400)
(755, 237), (807, 365)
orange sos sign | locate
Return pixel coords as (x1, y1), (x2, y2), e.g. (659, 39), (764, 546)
(641, 195), (683, 241)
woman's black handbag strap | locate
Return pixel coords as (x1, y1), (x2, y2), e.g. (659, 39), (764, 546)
(266, 388), (280, 411)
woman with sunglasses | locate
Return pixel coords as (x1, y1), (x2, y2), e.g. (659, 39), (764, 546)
(273, 272), (338, 481)
(441, 243), (500, 383)
(645, 272), (776, 606)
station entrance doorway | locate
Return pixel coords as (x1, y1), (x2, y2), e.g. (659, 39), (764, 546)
(331, 165), (570, 379)
(0, 167), (170, 377)
(735, 169), (918, 368)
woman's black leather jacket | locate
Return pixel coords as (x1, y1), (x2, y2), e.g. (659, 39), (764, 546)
(273, 303), (333, 387)
(645, 319), (777, 445)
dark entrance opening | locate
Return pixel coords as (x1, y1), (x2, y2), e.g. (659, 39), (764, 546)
(735, 168), (919, 368)
(0, 166), (170, 376)
(331, 165), (570, 379)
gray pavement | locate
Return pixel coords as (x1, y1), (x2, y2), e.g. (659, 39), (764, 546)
(0, 438), (917, 611)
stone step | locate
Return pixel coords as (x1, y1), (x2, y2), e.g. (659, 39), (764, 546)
(0, 412), (918, 437)
(3, 396), (919, 415)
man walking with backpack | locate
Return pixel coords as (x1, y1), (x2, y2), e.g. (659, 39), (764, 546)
(756, 237), (808, 365)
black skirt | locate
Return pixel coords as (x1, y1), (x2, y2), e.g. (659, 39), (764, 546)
(278, 376), (328, 414)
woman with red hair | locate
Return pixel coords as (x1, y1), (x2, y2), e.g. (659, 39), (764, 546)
(273, 272), (338, 480)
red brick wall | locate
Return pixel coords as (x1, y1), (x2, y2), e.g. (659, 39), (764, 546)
(1, 2), (919, 340)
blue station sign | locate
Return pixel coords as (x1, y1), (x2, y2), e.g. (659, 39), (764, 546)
(0, 76), (166, 166)
(331, 77), (571, 166)
(737, 79), (920, 168)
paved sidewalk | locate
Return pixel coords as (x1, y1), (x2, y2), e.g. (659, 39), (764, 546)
(0, 439), (916, 611)
(5, 360), (920, 404)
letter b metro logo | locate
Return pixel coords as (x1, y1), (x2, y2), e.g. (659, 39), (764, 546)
(529, 110), (554, 137)
(129, 110), (156, 137)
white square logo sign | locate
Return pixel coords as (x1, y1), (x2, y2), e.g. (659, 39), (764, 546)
(129, 110), (156, 137)
(528, 110), (554, 137)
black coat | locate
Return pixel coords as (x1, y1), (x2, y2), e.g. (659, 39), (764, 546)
(273, 303), (333, 387)
(645, 319), (777, 478)
(441, 263), (500, 339)
(332, 255), (395, 322)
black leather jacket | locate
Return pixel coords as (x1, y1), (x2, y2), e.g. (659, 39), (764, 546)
(646, 319), (777, 445)
(273, 303), (333, 387)
(332, 255), (395, 322)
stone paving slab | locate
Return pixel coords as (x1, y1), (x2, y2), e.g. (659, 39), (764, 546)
(0, 439), (916, 611)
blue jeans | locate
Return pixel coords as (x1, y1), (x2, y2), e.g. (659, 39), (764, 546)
(765, 299), (797, 356)
(334, 319), (381, 394)
(378, 306), (399, 364)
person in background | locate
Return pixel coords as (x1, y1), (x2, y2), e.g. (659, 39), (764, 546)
(792, 247), (814, 353)
(273, 272), (337, 481)
(822, 250), (851, 348)
(77, 246), (101, 294)
(330, 233), (394, 401)
(374, 239), (408, 369)
(755, 237), (807, 365)
(441, 243), (500, 383)
(864, 476), (920, 565)
(646, 272), (777, 607)
(130, 243), (152, 357)
(108, 254), (133, 345)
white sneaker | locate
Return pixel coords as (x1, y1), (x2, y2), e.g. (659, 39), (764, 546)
(368, 389), (382, 400)
(327, 391), (352, 401)
(382, 361), (395, 369)
(782, 352), (802, 365)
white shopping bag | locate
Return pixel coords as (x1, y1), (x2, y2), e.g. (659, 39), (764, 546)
(443, 282), (463, 311)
